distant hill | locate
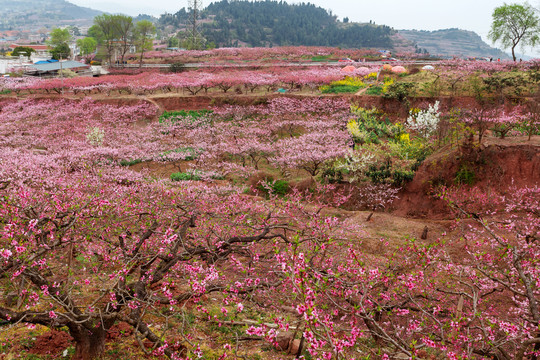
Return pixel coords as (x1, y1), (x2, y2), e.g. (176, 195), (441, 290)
(397, 29), (510, 59)
(160, 0), (395, 49)
(0, 0), (102, 30)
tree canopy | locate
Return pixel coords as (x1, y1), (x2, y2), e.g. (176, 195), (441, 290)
(11, 46), (35, 57)
(159, 0), (395, 49)
(47, 27), (72, 48)
(134, 20), (156, 67)
(76, 37), (97, 59)
(488, 2), (540, 61)
(51, 42), (71, 60)
(47, 27), (73, 59)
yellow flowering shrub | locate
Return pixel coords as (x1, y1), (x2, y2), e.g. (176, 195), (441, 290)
(382, 78), (395, 94)
(331, 76), (367, 88)
(350, 105), (381, 118)
(364, 72), (378, 80)
(397, 133), (411, 145)
(319, 85), (330, 92)
(409, 108), (421, 116)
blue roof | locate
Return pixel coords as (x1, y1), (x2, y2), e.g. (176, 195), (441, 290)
(34, 59), (59, 65)
(29, 60), (88, 72)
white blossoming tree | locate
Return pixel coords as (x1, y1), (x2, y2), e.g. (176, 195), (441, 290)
(406, 101), (440, 139)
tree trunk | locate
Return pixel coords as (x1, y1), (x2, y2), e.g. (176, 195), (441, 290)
(69, 322), (112, 360)
(139, 50), (145, 69)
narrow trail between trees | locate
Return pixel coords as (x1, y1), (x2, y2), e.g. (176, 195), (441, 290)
(355, 87), (369, 96)
(142, 96), (165, 113)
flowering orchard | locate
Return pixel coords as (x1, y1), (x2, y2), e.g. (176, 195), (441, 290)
(0, 73), (539, 360)
(0, 67), (366, 96)
(0, 96), (360, 359)
(141, 46), (381, 63)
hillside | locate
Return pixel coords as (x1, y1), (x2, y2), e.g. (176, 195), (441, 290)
(398, 28), (509, 59)
(160, 0), (395, 49)
(0, 0), (101, 30)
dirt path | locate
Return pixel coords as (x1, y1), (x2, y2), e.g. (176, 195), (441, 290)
(355, 87), (369, 96)
(143, 96), (165, 113)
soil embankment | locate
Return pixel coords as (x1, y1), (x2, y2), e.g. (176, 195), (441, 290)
(394, 138), (540, 218)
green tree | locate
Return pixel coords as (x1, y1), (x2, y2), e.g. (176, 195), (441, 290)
(134, 20), (155, 68)
(488, 2), (540, 61)
(48, 28), (72, 48)
(114, 15), (134, 65)
(168, 36), (180, 48)
(87, 25), (105, 44)
(48, 28), (72, 59)
(11, 46), (35, 57)
(93, 14), (121, 65)
(69, 26), (81, 37)
(76, 37), (97, 61)
(51, 43), (71, 60)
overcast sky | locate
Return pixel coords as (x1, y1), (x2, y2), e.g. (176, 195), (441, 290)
(69, 0), (538, 54)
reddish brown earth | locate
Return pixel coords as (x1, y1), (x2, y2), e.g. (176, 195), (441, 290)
(394, 137), (540, 218)
(3, 92), (526, 114)
(18, 323), (136, 357)
(350, 95), (522, 118)
(106, 322), (134, 340)
(27, 330), (73, 356)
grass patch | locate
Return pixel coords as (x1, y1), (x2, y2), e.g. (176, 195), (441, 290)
(257, 179), (289, 196)
(159, 109), (213, 124)
(454, 164), (476, 185)
(366, 86), (383, 95)
(321, 85), (362, 94)
(171, 172), (202, 181)
(119, 158), (143, 167)
(311, 55), (331, 62)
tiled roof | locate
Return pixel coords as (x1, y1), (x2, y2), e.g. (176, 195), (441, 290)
(29, 60), (88, 72)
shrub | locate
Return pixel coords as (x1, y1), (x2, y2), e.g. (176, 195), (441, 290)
(257, 179), (289, 196)
(86, 127), (104, 146)
(454, 164), (476, 185)
(169, 62), (185, 73)
(383, 82), (415, 102)
(321, 76), (366, 94)
(321, 165), (345, 184)
(58, 69), (78, 78)
(364, 72), (378, 80)
(347, 108), (402, 144)
(366, 161), (392, 184)
(392, 168), (415, 185)
(406, 101), (441, 139)
(366, 160), (415, 186)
